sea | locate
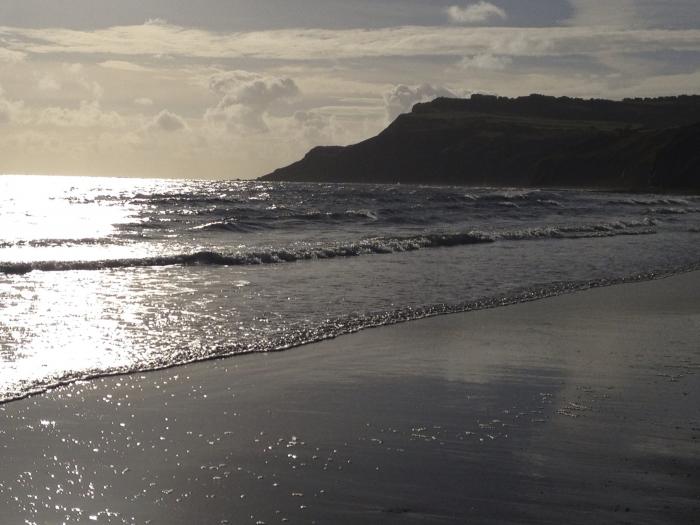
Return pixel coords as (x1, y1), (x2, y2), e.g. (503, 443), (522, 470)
(1, 175), (700, 403)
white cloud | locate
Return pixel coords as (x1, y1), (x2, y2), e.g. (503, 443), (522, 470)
(205, 102), (266, 133)
(0, 99), (19, 124)
(144, 18), (169, 26)
(0, 47), (26, 63)
(0, 84), (24, 124)
(447, 2), (507, 24)
(38, 101), (124, 128)
(0, 9), (698, 180)
(38, 74), (61, 91)
(85, 80), (104, 100)
(146, 109), (187, 132)
(205, 70), (299, 132)
(460, 53), (512, 70)
(99, 60), (151, 72)
(4, 23), (700, 61)
(207, 70), (299, 104)
(64, 63), (83, 74)
(56, 62), (105, 100)
(207, 70), (258, 95)
(383, 83), (462, 121)
(292, 110), (333, 143)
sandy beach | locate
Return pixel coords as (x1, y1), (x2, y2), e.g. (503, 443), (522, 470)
(1, 271), (698, 524)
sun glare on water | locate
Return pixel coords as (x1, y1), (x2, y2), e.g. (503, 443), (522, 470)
(0, 175), (159, 263)
(0, 175), (134, 241)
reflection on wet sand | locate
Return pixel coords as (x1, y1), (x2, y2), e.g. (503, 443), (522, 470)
(1, 271), (698, 524)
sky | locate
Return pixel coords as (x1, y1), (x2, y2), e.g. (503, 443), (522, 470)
(0, 0), (699, 179)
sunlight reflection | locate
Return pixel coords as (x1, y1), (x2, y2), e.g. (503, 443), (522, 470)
(0, 175), (185, 263)
(2, 174), (700, 409)
(0, 264), (251, 401)
(0, 270), (142, 397)
(0, 175), (136, 242)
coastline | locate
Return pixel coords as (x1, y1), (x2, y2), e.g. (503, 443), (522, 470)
(1, 271), (699, 524)
(3, 263), (699, 407)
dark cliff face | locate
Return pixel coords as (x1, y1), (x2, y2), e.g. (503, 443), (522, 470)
(261, 94), (700, 191)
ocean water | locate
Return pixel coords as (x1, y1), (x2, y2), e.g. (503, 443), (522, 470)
(1, 175), (700, 403)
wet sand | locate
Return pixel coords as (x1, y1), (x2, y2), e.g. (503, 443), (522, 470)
(1, 272), (699, 524)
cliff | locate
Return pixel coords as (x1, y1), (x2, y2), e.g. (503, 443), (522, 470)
(261, 94), (700, 191)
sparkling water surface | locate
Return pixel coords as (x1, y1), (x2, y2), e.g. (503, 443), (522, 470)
(2, 175), (700, 402)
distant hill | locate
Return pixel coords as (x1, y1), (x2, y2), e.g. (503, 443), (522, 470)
(260, 94), (700, 192)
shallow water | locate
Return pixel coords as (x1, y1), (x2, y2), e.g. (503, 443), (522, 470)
(1, 175), (700, 402)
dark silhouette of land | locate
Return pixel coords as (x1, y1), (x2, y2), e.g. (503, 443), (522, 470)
(261, 94), (700, 191)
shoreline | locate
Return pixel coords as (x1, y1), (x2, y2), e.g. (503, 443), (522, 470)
(3, 263), (699, 407)
(1, 269), (699, 523)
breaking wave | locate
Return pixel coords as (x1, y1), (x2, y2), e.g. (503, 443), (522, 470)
(1, 220), (657, 275)
(3, 262), (698, 405)
(0, 237), (120, 248)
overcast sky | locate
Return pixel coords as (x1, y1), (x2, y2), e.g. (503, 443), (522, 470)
(1, 0), (699, 178)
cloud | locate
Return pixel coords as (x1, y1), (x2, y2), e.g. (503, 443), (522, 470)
(460, 53), (513, 70)
(205, 70), (299, 132)
(383, 83), (462, 121)
(144, 18), (169, 26)
(85, 80), (104, 100)
(205, 102), (270, 133)
(0, 47), (26, 63)
(38, 74), (61, 91)
(293, 110), (333, 143)
(4, 22), (700, 62)
(0, 11), (698, 180)
(447, 2), (507, 24)
(207, 71), (299, 104)
(0, 84), (24, 124)
(146, 109), (187, 132)
(64, 63), (83, 74)
(56, 62), (105, 100)
(99, 60), (151, 72)
(0, 99), (19, 124)
(207, 70), (258, 95)
(38, 101), (124, 128)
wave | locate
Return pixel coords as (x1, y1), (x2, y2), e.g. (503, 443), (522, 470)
(610, 197), (691, 206)
(0, 237), (121, 249)
(116, 220), (175, 230)
(537, 199), (563, 207)
(475, 189), (542, 201)
(132, 194), (247, 206)
(189, 220), (267, 233)
(344, 209), (378, 220)
(1, 220), (657, 275)
(647, 207), (700, 215)
(270, 208), (380, 223)
(3, 262), (698, 405)
(499, 218), (657, 240)
(188, 208), (380, 231)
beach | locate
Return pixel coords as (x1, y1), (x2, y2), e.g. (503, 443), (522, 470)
(2, 4), (700, 524)
(1, 271), (698, 524)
